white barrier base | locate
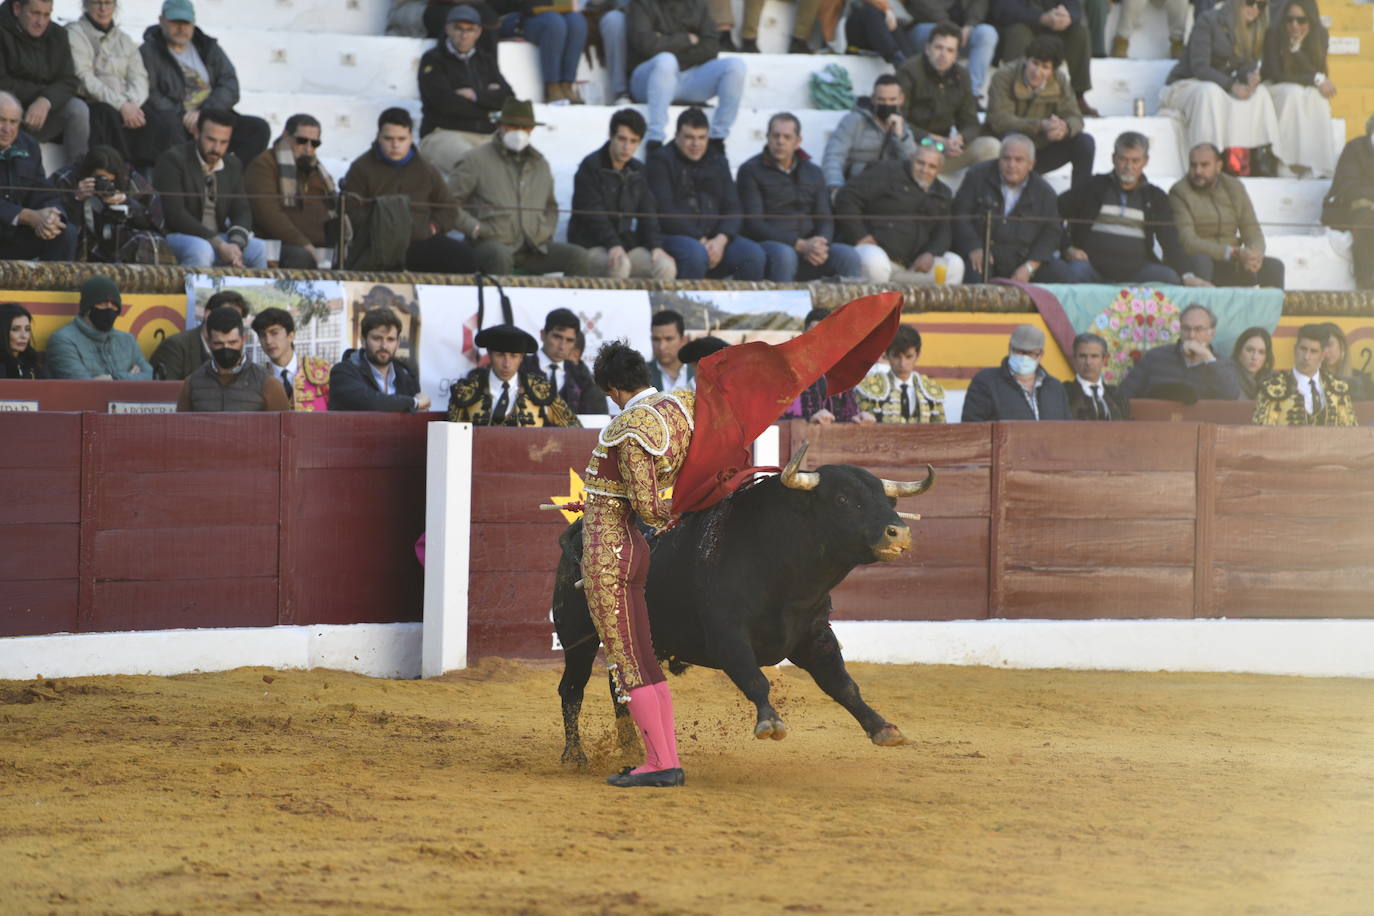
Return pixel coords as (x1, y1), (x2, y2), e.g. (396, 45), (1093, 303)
(832, 619), (1374, 679)
(0, 623), (422, 682)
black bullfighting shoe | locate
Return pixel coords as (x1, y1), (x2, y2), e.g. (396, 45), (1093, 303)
(606, 766), (686, 788)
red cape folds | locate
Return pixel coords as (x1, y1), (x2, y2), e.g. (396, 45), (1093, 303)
(672, 291), (904, 516)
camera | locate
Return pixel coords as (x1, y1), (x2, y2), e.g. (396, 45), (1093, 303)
(94, 175), (116, 195)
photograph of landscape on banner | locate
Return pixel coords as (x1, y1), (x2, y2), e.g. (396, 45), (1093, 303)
(185, 275), (347, 366)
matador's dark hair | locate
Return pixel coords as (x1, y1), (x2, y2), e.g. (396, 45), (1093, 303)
(593, 339), (651, 393)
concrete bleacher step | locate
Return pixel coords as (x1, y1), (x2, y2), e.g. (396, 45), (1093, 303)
(67, 0), (390, 36)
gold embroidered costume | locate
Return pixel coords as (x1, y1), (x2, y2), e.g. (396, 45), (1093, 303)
(856, 370), (946, 423)
(581, 390), (695, 697)
(1253, 370), (1357, 427)
(446, 368), (580, 427)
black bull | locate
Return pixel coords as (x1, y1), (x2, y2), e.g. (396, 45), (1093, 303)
(552, 443), (935, 766)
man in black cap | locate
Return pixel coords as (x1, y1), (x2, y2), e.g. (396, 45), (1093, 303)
(329, 307), (430, 412)
(45, 274), (152, 379)
(175, 305), (291, 412)
(416, 3), (512, 178)
(447, 323), (579, 426)
(519, 307), (606, 415)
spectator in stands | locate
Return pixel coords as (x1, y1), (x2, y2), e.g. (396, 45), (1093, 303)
(0, 0), (89, 163)
(66, 0), (155, 166)
(245, 114), (340, 270)
(0, 302), (41, 379)
(895, 23), (999, 173)
(647, 107), (765, 280)
(594, 0), (633, 105)
(342, 107), (477, 274)
(1262, 0), (1337, 178)
(493, 0), (586, 103)
(568, 107), (675, 280)
(952, 134), (1073, 283)
(150, 289), (249, 381)
(448, 322), (579, 426)
(1114, 0), (1188, 59)
(1318, 322), (1373, 400)
(736, 0), (820, 53)
(986, 35), (1095, 189)
(627, 0), (746, 152)
(648, 309), (693, 391)
(782, 307), (868, 424)
(856, 323), (946, 423)
(0, 91), (77, 262)
(450, 99), (591, 277)
(738, 112), (863, 282)
(845, 0), (918, 65)
(962, 323), (1070, 421)
(1231, 325), (1274, 399)
(1064, 331), (1128, 420)
(708, 0), (735, 49)
(46, 275), (151, 380)
(329, 308), (431, 412)
(1163, 0), (1278, 177)
(520, 307), (607, 414)
(417, 5), (512, 177)
(1322, 115), (1374, 291)
(1254, 323), (1357, 426)
(175, 305), (290, 412)
(390, 0), (500, 41)
(140, 0), (271, 167)
(53, 144), (168, 265)
(836, 141), (962, 284)
(989, 0), (1098, 116)
(821, 74), (918, 193)
(1054, 131), (1194, 285)
(1169, 142), (1285, 288)
(252, 307), (331, 412)
(1119, 303), (1241, 402)
(155, 108), (266, 268)
(907, 5), (998, 101)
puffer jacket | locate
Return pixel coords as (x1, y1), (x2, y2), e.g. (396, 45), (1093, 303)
(0, 0), (79, 110)
(568, 141), (663, 250)
(737, 147), (833, 245)
(1167, 172), (1265, 260)
(645, 141), (743, 240)
(66, 14), (148, 108)
(140, 23), (240, 115)
(986, 59), (1084, 148)
(449, 139), (558, 250)
(45, 316), (153, 380)
(834, 158), (952, 262)
(820, 96), (919, 189)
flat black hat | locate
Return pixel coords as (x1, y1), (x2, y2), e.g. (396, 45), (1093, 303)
(679, 336), (729, 364)
(474, 323), (537, 354)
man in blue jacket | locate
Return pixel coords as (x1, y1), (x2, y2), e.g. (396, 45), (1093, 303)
(46, 275), (153, 380)
(329, 308), (431, 412)
(645, 107), (763, 281)
(0, 91), (76, 260)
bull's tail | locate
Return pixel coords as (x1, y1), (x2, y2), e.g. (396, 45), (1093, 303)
(553, 520), (598, 652)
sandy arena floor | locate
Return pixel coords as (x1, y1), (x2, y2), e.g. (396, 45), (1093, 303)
(2, 659), (1372, 915)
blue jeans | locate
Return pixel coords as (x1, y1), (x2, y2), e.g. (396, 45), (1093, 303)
(1037, 257), (1182, 285)
(909, 22), (997, 95)
(760, 240), (863, 282)
(167, 233), (268, 268)
(598, 9), (628, 98)
(662, 234), (765, 280)
(502, 11), (587, 82)
(630, 53), (746, 144)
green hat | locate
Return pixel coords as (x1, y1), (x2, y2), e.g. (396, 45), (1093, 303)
(496, 98), (544, 128)
(161, 0), (196, 23)
(79, 275), (122, 312)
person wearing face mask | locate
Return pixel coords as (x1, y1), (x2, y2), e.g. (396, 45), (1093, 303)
(245, 114), (342, 269)
(45, 275), (153, 381)
(449, 98), (592, 277)
(1322, 114), (1374, 291)
(821, 74), (918, 194)
(175, 305), (291, 412)
(962, 324), (1070, 422)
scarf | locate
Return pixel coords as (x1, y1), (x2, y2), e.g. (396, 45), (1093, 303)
(84, 12), (114, 33)
(0, 144), (29, 162)
(273, 134), (337, 210)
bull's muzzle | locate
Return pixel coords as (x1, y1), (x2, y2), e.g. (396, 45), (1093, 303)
(872, 522), (913, 562)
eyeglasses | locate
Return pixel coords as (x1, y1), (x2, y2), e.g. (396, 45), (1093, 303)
(293, 136), (322, 148)
(919, 136), (945, 153)
(1285, 14), (1307, 22)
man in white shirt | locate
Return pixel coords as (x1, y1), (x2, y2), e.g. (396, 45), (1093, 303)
(251, 307), (331, 411)
(520, 307), (607, 414)
(648, 308), (694, 392)
(1254, 324), (1357, 426)
(446, 323), (578, 427)
(1063, 332), (1128, 420)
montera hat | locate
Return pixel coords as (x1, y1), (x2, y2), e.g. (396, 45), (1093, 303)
(475, 323), (537, 354)
(678, 336), (729, 364)
(496, 98), (544, 128)
(445, 5), (482, 25)
(1009, 324), (1045, 350)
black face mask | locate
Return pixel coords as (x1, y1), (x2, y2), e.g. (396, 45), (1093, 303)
(873, 104), (899, 122)
(211, 347), (241, 369)
(87, 308), (118, 332)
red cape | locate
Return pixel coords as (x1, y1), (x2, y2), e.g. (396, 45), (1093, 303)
(672, 291), (903, 516)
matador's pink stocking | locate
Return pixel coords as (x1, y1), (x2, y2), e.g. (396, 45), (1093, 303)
(626, 684), (679, 774)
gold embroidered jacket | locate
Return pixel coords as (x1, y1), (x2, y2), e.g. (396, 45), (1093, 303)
(856, 370), (946, 424)
(583, 390), (695, 529)
(1253, 370), (1358, 427)
(446, 367), (580, 427)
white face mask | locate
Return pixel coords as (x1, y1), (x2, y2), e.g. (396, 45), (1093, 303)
(502, 129), (531, 153)
(1008, 353), (1039, 377)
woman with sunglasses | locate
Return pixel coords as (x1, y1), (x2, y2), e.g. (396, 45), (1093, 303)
(1261, 0), (1338, 178)
(244, 115), (343, 269)
(1163, 0), (1279, 176)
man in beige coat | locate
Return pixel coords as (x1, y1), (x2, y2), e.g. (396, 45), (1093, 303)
(448, 98), (591, 277)
(1168, 142), (1285, 288)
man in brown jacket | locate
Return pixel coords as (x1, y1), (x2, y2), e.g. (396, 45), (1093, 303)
(1169, 142), (1285, 289)
(986, 35), (1094, 188)
(245, 113), (340, 269)
(341, 106), (476, 273)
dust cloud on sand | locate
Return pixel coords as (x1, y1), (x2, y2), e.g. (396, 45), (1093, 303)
(3, 660), (1372, 914)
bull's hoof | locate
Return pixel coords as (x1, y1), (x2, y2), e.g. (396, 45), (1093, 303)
(754, 717), (788, 741)
(870, 725), (908, 747)
(561, 746), (589, 768)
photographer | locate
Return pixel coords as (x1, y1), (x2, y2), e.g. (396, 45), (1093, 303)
(53, 145), (169, 263)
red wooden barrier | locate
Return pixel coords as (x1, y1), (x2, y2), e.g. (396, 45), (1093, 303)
(0, 380), (181, 412)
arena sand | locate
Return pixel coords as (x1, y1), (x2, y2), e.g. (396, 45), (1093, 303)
(2, 660), (1372, 915)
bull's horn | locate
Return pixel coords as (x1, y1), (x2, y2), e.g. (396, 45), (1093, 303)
(780, 441), (821, 491)
(880, 465), (936, 498)
(896, 512), (921, 521)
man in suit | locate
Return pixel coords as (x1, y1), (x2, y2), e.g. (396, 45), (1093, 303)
(648, 309), (694, 392)
(447, 323), (579, 427)
(1254, 324), (1358, 427)
(329, 308), (430, 412)
(1064, 332), (1128, 420)
(520, 307), (607, 415)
